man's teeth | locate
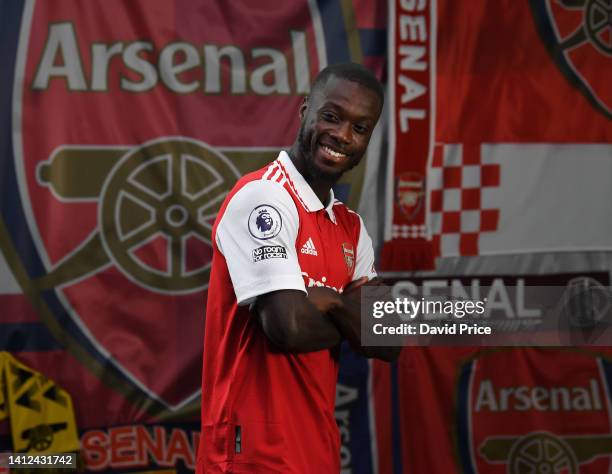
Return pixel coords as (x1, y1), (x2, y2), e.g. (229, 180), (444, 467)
(323, 146), (346, 158)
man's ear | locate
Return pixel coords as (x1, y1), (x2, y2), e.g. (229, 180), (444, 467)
(299, 96), (309, 120)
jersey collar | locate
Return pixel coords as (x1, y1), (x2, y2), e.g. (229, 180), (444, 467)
(278, 151), (337, 224)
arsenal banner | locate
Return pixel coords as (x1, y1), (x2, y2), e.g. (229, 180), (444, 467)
(428, 0), (612, 258)
(384, 0), (612, 266)
(0, 0), (387, 472)
(393, 346), (612, 474)
(381, 0), (436, 271)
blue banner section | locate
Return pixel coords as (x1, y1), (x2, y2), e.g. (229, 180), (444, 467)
(456, 360), (475, 474)
(0, 322), (59, 351)
(338, 342), (375, 474)
(390, 360), (403, 474)
(316, 0), (351, 63)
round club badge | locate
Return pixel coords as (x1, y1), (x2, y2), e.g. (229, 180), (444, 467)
(248, 204), (282, 240)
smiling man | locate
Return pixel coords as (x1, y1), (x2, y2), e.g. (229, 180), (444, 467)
(198, 63), (399, 474)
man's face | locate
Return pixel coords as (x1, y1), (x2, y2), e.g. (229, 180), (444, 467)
(297, 76), (381, 182)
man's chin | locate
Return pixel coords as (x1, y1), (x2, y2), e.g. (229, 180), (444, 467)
(305, 158), (343, 182)
(299, 141), (346, 182)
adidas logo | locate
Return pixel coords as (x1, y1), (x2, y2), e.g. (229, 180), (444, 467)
(300, 237), (318, 256)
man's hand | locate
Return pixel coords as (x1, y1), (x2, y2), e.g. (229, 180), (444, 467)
(344, 276), (369, 294)
(306, 287), (343, 314)
(325, 277), (402, 362)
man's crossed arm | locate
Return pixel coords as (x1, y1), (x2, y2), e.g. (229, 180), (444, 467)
(253, 280), (401, 362)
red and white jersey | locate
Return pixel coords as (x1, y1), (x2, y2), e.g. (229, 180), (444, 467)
(197, 151), (376, 473)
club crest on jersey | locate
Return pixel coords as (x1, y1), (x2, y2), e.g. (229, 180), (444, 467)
(342, 243), (355, 272)
(529, 0), (612, 119)
(248, 205), (282, 240)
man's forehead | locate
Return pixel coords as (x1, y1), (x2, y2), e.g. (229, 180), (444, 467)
(315, 76), (363, 96)
(311, 76), (380, 109)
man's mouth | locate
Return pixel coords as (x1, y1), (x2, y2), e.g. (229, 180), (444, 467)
(320, 144), (348, 163)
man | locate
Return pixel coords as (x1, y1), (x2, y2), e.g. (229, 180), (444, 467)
(197, 63), (400, 473)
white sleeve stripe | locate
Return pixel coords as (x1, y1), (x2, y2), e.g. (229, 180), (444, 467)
(262, 162), (278, 180)
(354, 214), (377, 280)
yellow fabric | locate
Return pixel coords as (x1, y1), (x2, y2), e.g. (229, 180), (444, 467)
(0, 352), (79, 453)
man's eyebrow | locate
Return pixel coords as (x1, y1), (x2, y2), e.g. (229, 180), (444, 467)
(318, 101), (341, 109)
(317, 102), (376, 122)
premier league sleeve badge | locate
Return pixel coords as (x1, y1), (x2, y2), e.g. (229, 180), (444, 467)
(248, 204), (283, 240)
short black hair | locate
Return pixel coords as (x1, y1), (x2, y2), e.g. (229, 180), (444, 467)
(311, 62), (384, 107)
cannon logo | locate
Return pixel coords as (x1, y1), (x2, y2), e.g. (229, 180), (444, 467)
(456, 349), (612, 473)
(36, 137), (240, 294)
(530, 0), (612, 119)
(22, 137), (259, 411)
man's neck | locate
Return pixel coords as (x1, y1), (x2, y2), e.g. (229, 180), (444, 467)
(287, 145), (334, 206)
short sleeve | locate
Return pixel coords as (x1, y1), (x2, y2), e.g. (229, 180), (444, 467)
(353, 215), (377, 281)
(215, 180), (306, 305)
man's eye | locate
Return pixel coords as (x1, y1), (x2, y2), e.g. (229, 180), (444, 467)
(353, 124), (368, 134)
(321, 112), (338, 122)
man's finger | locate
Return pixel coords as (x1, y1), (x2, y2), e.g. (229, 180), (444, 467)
(344, 276), (369, 293)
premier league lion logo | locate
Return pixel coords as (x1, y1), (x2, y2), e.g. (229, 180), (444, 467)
(256, 209), (274, 232)
(248, 205), (282, 240)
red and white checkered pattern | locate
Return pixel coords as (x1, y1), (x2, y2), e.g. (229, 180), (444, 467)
(429, 144), (501, 256)
(392, 224), (427, 239)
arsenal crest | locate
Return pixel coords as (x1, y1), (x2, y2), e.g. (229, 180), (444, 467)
(456, 349), (612, 473)
(342, 243), (355, 273)
(12, 0), (326, 413)
(396, 172), (425, 221)
(530, 0), (612, 118)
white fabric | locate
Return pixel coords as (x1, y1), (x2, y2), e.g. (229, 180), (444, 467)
(353, 214), (378, 281)
(216, 179), (306, 305)
(478, 144), (612, 254)
(428, 143), (612, 256)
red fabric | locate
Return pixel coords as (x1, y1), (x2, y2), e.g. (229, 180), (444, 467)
(372, 360), (393, 474)
(436, 2), (611, 144)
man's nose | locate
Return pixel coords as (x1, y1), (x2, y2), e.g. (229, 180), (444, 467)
(331, 121), (352, 144)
